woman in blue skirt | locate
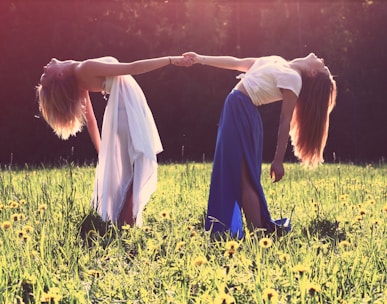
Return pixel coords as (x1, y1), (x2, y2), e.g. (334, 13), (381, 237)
(184, 52), (337, 238)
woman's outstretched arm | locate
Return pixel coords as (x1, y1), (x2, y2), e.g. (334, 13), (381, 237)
(183, 52), (256, 72)
(76, 56), (192, 78)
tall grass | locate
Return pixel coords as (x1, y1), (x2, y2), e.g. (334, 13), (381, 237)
(0, 162), (386, 303)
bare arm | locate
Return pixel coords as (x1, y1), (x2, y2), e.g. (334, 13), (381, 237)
(83, 92), (101, 154)
(183, 52), (256, 72)
(76, 56), (190, 78)
(270, 89), (297, 182)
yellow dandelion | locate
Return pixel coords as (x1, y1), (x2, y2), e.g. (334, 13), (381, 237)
(293, 264), (310, 275)
(141, 226), (152, 233)
(22, 234), (30, 242)
(367, 199), (375, 205)
(159, 210), (169, 219)
(262, 288), (279, 303)
(193, 256), (207, 266)
(2, 221), (12, 230)
(259, 237), (273, 249)
(175, 241), (186, 252)
(354, 215), (363, 222)
(18, 213), (26, 221)
(9, 201), (19, 209)
(225, 240), (240, 251)
(382, 204), (387, 212)
(20, 199), (27, 205)
(278, 253), (290, 264)
(338, 240), (351, 249)
(371, 218), (381, 226)
(190, 230), (197, 237)
(87, 269), (100, 278)
(38, 204), (47, 211)
(224, 249), (236, 258)
(23, 225), (34, 234)
(359, 208), (367, 216)
(307, 282), (322, 295)
(10, 214), (19, 222)
(339, 194), (347, 201)
(214, 293), (235, 304)
(17, 230), (25, 238)
(0, 204), (4, 211)
(121, 224), (131, 230)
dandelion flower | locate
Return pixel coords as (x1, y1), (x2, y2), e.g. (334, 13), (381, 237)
(20, 199), (27, 205)
(18, 213), (26, 221)
(262, 288), (279, 303)
(224, 249), (235, 258)
(259, 237), (273, 249)
(87, 269), (100, 278)
(0, 204), (4, 211)
(382, 204), (387, 213)
(10, 214), (19, 222)
(17, 230), (25, 238)
(159, 210), (169, 219)
(193, 256), (207, 266)
(23, 225), (34, 234)
(214, 293), (235, 304)
(293, 264), (310, 276)
(175, 241), (186, 252)
(121, 224), (131, 230)
(278, 253), (290, 264)
(225, 240), (240, 251)
(2, 221), (12, 230)
(359, 208), (367, 216)
(10, 201), (19, 209)
(338, 240), (351, 249)
(39, 204), (47, 211)
(307, 282), (322, 296)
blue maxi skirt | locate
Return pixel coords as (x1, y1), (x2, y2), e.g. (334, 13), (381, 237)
(205, 90), (290, 238)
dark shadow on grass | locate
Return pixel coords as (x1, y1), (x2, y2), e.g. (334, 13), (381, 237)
(302, 217), (347, 241)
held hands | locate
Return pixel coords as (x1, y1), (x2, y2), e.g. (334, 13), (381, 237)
(182, 52), (203, 65)
(170, 55), (194, 67)
(270, 161), (284, 183)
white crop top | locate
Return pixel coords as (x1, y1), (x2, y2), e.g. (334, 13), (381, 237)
(239, 56), (302, 106)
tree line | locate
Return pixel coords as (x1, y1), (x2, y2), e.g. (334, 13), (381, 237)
(0, 0), (386, 166)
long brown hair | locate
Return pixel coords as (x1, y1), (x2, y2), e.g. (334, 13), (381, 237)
(36, 72), (84, 140)
(289, 70), (337, 167)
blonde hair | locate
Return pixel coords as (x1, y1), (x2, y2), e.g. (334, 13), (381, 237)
(36, 73), (85, 140)
(289, 71), (337, 167)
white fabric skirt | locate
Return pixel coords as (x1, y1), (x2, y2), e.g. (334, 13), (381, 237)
(92, 75), (162, 226)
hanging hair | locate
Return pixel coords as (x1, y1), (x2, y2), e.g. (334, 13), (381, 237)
(289, 70), (337, 167)
(36, 72), (85, 140)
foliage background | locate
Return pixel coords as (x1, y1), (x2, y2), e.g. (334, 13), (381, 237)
(0, 0), (386, 165)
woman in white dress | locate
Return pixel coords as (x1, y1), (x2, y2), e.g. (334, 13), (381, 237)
(36, 55), (191, 226)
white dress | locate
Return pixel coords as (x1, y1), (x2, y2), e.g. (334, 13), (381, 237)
(92, 74), (162, 226)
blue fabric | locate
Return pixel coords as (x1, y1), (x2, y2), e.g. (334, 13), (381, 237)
(205, 90), (290, 238)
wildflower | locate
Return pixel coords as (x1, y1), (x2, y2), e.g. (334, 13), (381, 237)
(307, 282), (322, 296)
(17, 230), (25, 238)
(278, 253), (290, 264)
(175, 241), (186, 252)
(293, 264), (310, 276)
(367, 199), (375, 205)
(224, 249), (235, 258)
(359, 208), (367, 216)
(141, 226), (152, 233)
(87, 269), (100, 278)
(262, 288), (279, 303)
(225, 240), (240, 251)
(22, 225), (34, 234)
(20, 199), (27, 205)
(40, 287), (62, 302)
(2, 221), (12, 230)
(18, 213), (26, 221)
(9, 201), (19, 209)
(259, 237), (273, 249)
(338, 240), (351, 249)
(371, 218), (381, 226)
(39, 204), (47, 211)
(339, 194), (347, 201)
(354, 215), (363, 222)
(159, 210), (169, 219)
(193, 256), (207, 266)
(0, 204), (4, 211)
(382, 204), (387, 212)
(22, 234), (30, 242)
(11, 214), (19, 222)
(214, 293), (235, 304)
(121, 224), (131, 230)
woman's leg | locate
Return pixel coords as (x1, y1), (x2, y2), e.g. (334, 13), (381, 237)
(240, 158), (263, 230)
(117, 183), (134, 226)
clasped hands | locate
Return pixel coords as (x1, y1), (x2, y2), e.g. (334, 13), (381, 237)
(170, 52), (201, 67)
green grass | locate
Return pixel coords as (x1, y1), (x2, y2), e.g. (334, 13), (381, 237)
(0, 162), (386, 303)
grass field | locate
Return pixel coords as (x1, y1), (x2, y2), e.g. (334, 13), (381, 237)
(0, 162), (386, 303)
